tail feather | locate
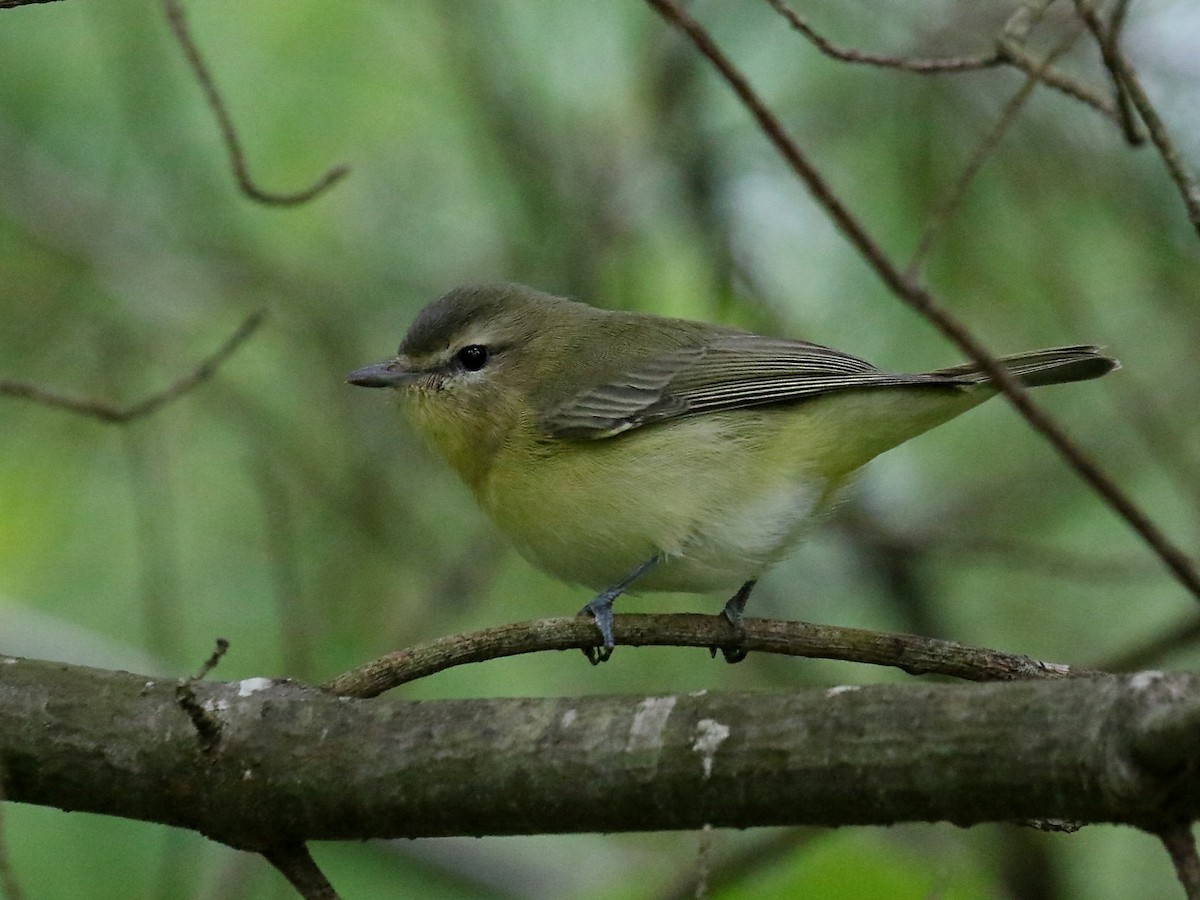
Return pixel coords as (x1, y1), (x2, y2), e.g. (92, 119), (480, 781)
(927, 345), (1119, 389)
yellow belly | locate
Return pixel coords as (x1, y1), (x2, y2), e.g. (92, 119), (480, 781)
(474, 385), (986, 595)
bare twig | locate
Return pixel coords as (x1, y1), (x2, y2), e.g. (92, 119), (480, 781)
(997, 39), (1117, 119)
(908, 28), (1081, 274)
(0, 764), (24, 900)
(262, 845), (340, 900)
(324, 614), (1091, 698)
(1157, 824), (1200, 900)
(766, 0), (1118, 122)
(194, 638), (230, 680)
(765, 0), (1000, 73)
(0, 310), (265, 423)
(0, 0), (62, 7)
(645, 0), (1200, 608)
(161, 0), (348, 206)
(1072, 0), (1143, 144)
(1073, 0), (1200, 233)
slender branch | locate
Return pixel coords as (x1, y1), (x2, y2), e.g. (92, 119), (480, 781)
(1073, 0), (1142, 144)
(0, 0), (62, 7)
(0, 310), (264, 423)
(997, 38), (1117, 119)
(644, 0), (1200, 609)
(262, 845), (340, 900)
(1073, 0), (1200, 233)
(323, 614), (1091, 699)
(161, 0), (348, 206)
(765, 0), (1119, 123)
(0, 763), (24, 900)
(908, 28), (1081, 274)
(765, 0), (1001, 73)
(1159, 825), (1200, 900)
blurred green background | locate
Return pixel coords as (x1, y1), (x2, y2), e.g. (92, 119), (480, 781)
(2, 0), (1198, 897)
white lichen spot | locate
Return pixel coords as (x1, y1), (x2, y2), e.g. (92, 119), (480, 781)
(202, 698), (229, 714)
(626, 696), (677, 753)
(826, 685), (860, 698)
(144, 681), (155, 689)
(1130, 670), (1166, 691)
(1039, 662), (1073, 676)
(2, 658), (17, 665)
(692, 719), (730, 779)
(560, 709), (577, 729)
(237, 677), (274, 697)
(689, 689), (708, 698)
(242, 769), (254, 780)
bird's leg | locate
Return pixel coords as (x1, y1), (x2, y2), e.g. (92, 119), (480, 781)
(712, 579), (757, 664)
(579, 555), (661, 665)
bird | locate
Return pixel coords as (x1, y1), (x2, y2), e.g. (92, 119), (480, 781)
(348, 282), (1118, 663)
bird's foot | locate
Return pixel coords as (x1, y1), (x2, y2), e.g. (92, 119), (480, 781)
(710, 580), (756, 664)
(577, 555), (662, 665)
(579, 594), (616, 665)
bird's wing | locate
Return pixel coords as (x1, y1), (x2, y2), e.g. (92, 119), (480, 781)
(542, 333), (955, 440)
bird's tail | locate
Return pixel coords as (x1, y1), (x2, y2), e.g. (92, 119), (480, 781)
(927, 345), (1119, 389)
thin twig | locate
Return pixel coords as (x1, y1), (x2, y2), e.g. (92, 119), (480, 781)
(908, 28), (1082, 275)
(1158, 824), (1200, 900)
(193, 638), (230, 681)
(1072, 0), (1143, 144)
(324, 614), (1092, 698)
(161, 0), (348, 206)
(0, 764), (24, 900)
(0, 0), (62, 7)
(262, 845), (341, 900)
(1073, 0), (1200, 234)
(645, 0), (1200, 609)
(766, 0), (1118, 123)
(997, 38), (1117, 119)
(765, 0), (1001, 73)
(0, 310), (265, 423)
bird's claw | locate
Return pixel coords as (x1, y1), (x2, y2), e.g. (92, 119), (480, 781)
(579, 596), (616, 665)
(710, 580), (755, 664)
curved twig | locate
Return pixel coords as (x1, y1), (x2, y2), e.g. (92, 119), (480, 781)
(323, 614), (1093, 699)
(0, 311), (264, 423)
(161, 0), (348, 206)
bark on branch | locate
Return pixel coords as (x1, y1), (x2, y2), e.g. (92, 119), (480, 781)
(1, 657), (1197, 848)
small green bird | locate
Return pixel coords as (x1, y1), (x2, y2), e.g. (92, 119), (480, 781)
(348, 283), (1117, 662)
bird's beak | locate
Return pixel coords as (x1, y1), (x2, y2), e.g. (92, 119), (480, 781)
(346, 358), (417, 388)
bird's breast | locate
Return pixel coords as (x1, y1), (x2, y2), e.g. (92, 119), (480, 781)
(478, 411), (839, 594)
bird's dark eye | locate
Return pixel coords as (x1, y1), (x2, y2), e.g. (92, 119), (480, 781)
(456, 344), (489, 371)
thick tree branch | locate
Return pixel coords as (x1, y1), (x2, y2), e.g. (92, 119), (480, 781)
(323, 614), (1089, 699)
(2, 658), (1199, 845)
